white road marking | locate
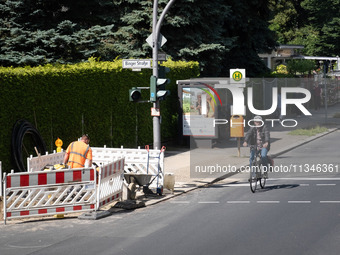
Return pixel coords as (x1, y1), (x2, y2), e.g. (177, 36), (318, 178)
(257, 201), (280, 204)
(198, 201), (220, 204)
(273, 178), (340, 181)
(170, 200), (340, 204)
(288, 201), (311, 204)
(316, 184), (336, 186)
(220, 184), (251, 187)
(170, 201), (190, 204)
(227, 201), (250, 204)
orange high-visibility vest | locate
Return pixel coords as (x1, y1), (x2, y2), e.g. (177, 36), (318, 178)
(66, 141), (92, 168)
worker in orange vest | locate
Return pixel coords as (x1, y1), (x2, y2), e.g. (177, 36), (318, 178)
(63, 134), (92, 168)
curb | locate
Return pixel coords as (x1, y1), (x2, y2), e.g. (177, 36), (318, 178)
(270, 128), (338, 158)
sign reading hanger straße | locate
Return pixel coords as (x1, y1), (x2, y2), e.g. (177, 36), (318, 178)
(123, 59), (152, 69)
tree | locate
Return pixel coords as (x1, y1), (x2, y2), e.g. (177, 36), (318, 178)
(221, 0), (277, 77)
(269, 0), (340, 57)
(163, 0), (235, 76)
(269, 0), (307, 44)
(300, 0), (340, 56)
(0, 0), (277, 77)
(0, 0), (117, 66)
(286, 59), (315, 75)
(112, 0), (275, 77)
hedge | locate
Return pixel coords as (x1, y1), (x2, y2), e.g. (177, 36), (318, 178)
(0, 58), (200, 171)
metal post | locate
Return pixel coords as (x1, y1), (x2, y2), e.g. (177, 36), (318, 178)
(323, 62), (328, 124)
(3, 172), (7, 225)
(324, 77), (328, 123)
(262, 78), (265, 110)
(152, 0), (176, 150)
(152, 0), (160, 150)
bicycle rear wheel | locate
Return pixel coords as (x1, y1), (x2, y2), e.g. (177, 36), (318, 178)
(249, 164), (257, 193)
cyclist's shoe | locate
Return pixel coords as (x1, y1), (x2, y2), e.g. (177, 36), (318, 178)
(269, 157), (274, 171)
(264, 171), (268, 179)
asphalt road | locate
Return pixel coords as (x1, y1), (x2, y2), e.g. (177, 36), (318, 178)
(1, 130), (339, 255)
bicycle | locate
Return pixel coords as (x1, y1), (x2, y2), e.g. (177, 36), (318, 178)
(249, 148), (268, 193)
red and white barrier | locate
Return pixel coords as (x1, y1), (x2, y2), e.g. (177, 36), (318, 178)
(97, 158), (124, 209)
(2, 144), (164, 223)
(3, 167), (96, 224)
(27, 145), (165, 188)
(92, 146), (165, 188)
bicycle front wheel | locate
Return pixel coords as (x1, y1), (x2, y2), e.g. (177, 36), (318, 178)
(260, 165), (268, 189)
(249, 164), (257, 193)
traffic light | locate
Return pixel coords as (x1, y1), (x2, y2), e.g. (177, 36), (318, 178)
(158, 66), (170, 78)
(129, 87), (141, 102)
(150, 75), (170, 102)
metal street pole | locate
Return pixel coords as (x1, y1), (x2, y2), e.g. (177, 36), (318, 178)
(152, 0), (176, 149)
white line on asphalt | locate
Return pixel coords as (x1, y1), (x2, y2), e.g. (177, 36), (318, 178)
(170, 201), (190, 204)
(273, 178), (340, 181)
(257, 201), (280, 204)
(299, 184), (310, 186)
(198, 201), (220, 204)
(316, 184), (336, 186)
(171, 201), (340, 204)
(288, 201), (311, 204)
(220, 184), (250, 187)
(227, 201), (250, 204)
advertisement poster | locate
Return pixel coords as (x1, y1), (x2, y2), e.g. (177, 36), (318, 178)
(182, 87), (216, 137)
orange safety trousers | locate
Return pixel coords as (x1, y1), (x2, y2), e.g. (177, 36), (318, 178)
(67, 141), (92, 168)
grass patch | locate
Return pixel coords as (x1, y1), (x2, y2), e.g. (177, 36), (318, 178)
(333, 112), (340, 118)
(288, 126), (328, 136)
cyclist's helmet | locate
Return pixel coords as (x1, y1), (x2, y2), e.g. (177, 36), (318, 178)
(254, 115), (262, 121)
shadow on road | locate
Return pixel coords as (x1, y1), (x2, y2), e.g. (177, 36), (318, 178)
(259, 183), (300, 192)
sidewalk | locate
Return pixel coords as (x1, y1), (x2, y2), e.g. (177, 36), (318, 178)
(143, 104), (340, 206)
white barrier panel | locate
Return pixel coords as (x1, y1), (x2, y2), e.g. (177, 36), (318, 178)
(27, 145), (165, 188)
(27, 151), (66, 172)
(3, 167), (96, 224)
(92, 146), (165, 187)
(97, 158), (124, 209)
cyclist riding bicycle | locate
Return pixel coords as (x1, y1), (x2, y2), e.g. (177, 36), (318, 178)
(243, 116), (271, 169)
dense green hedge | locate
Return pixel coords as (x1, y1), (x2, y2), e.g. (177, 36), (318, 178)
(0, 58), (199, 171)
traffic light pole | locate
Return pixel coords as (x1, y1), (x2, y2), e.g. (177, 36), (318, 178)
(152, 0), (175, 149)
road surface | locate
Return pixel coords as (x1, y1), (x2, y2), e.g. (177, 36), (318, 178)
(1, 130), (339, 255)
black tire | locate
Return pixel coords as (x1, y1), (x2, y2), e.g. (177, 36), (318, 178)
(249, 163), (257, 193)
(260, 165), (268, 189)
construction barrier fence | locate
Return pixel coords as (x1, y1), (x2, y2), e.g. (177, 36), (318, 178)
(97, 158), (124, 209)
(2, 145), (165, 223)
(3, 167), (96, 224)
(92, 146), (165, 188)
(27, 145), (165, 188)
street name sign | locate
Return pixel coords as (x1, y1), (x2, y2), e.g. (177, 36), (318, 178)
(123, 59), (152, 69)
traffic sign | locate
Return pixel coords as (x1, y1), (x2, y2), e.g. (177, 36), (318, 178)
(230, 69), (246, 86)
(158, 53), (167, 61)
(146, 33), (167, 48)
(123, 59), (152, 69)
